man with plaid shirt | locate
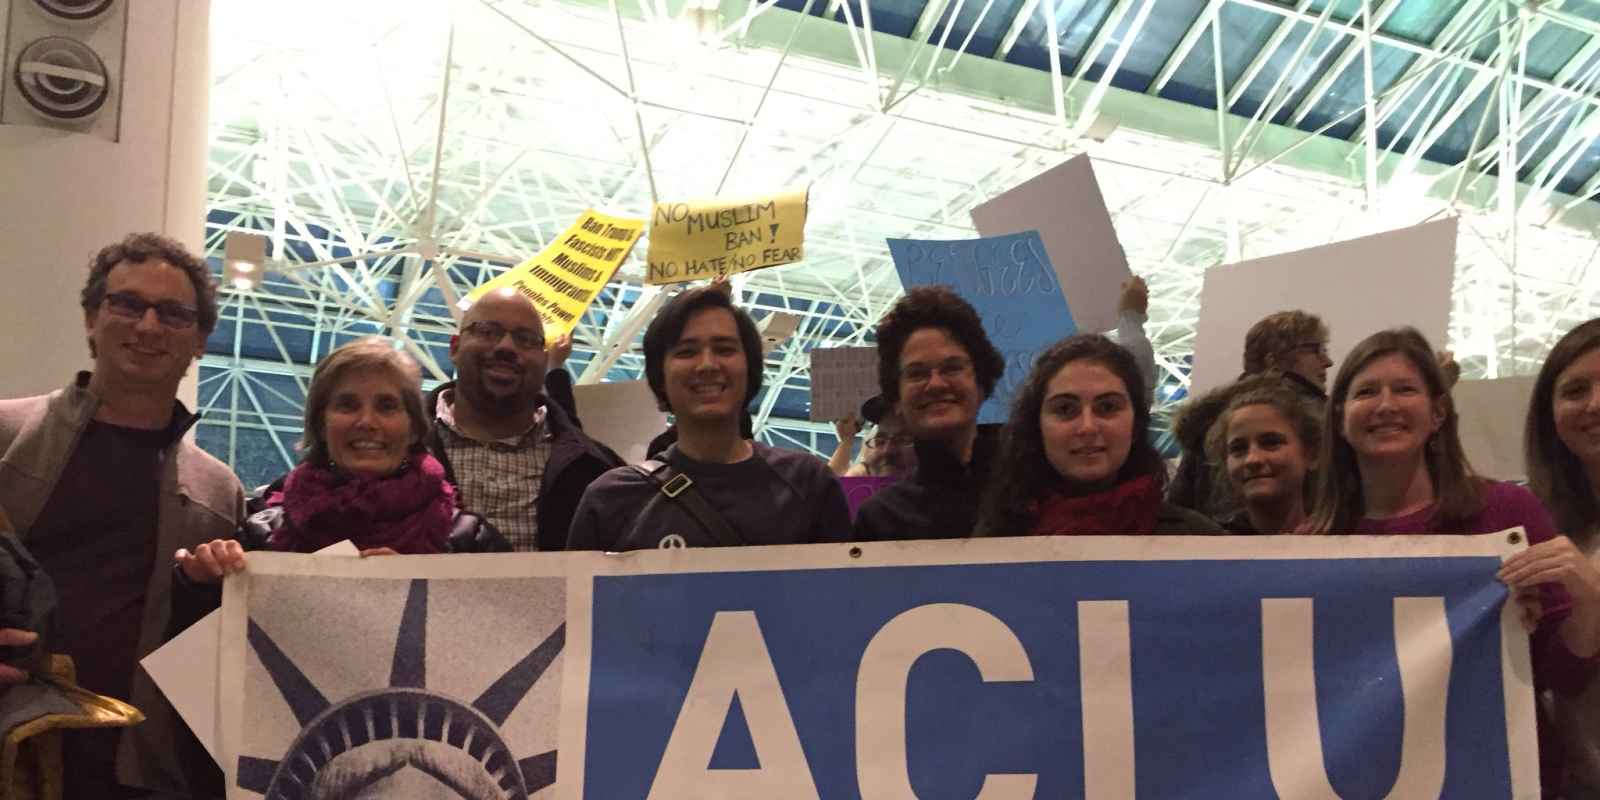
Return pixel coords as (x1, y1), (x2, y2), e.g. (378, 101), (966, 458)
(426, 288), (621, 551)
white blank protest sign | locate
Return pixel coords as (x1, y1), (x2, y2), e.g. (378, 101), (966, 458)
(573, 379), (668, 465)
(1190, 218), (1458, 395)
(143, 540), (359, 764)
(971, 154), (1131, 333)
(1454, 375), (1536, 482)
(809, 346), (879, 421)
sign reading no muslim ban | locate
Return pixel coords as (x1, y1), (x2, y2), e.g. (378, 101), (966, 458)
(463, 209), (645, 338)
(888, 231), (1077, 424)
(215, 533), (1539, 798)
(646, 187), (809, 285)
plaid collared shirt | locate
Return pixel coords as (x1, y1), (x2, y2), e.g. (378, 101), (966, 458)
(435, 389), (551, 551)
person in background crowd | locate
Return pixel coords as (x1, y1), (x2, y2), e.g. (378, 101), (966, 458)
(1528, 318), (1600, 544)
(425, 287), (621, 551)
(828, 396), (917, 479)
(1304, 326), (1600, 796)
(567, 287), (849, 550)
(1203, 375), (1321, 533)
(853, 286), (1007, 541)
(976, 335), (1220, 536)
(1113, 276), (1159, 409)
(179, 337), (507, 568)
(1170, 310), (1333, 518)
(0, 233), (243, 798)
(1523, 318), (1600, 795)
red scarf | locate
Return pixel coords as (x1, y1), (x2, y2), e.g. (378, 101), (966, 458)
(266, 453), (457, 554)
(1028, 474), (1163, 535)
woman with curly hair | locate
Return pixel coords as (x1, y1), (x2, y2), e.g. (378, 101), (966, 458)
(854, 286), (1007, 541)
(976, 334), (1220, 536)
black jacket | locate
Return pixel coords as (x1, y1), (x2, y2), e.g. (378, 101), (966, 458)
(1167, 370), (1326, 518)
(425, 372), (622, 552)
(232, 503), (508, 554)
(853, 424), (1003, 541)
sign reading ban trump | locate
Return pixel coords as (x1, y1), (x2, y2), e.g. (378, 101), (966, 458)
(566, 533), (1538, 798)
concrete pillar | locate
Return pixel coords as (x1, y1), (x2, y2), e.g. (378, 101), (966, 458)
(0, 0), (211, 404)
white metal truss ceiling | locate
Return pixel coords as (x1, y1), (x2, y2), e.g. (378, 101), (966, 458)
(200, 0), (1600, 484)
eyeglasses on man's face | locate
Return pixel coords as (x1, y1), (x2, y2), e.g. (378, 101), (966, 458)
(462, 321), (545, 350)
(866, 433), (915, 449)
(102, 291), (199, 329)
(1289, 341), (1329, 359)
(901, 358), (973, 387)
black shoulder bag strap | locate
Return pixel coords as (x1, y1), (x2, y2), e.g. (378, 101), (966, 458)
(630, 460), (746, 547)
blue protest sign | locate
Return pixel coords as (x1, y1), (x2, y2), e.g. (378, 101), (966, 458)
(578, 534), (1534, 798)
(887, 233), (1076, 424)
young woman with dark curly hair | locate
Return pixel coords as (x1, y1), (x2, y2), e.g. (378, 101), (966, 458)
(975, 334), (1221, 537)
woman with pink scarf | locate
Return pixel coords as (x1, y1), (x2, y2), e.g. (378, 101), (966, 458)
(177, 337), (507, 586)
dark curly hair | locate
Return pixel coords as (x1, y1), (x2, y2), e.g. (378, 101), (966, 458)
(81, 232), (219, 337)
(1526, 318), (1600, 541)
(643, 286), (765, 414)
(875, 285), (1005, 407)
(975, 334), (1165, 536)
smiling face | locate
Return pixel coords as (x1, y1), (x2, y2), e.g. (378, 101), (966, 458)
(1224, 403), (1312, 506)
(1340, 352), (1445, 463)
(449, 290), (548, 418)
(1039, 360), (1135, 487)
(1554, 347), (1600, 473)
(84, 260), (207, 389)
(663, 307), (748, 425)
(322, 368), (417, 478)
(897, 327), (980, 440)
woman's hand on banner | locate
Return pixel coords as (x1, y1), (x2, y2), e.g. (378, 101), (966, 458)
(1499, 536), (1600, 656)
(176, 539), (247, 585)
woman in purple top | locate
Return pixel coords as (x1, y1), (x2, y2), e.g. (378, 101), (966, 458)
(1525, 318), (1600, 793)
(1304, 327), (1600, 794)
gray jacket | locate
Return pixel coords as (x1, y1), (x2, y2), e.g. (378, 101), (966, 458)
(0, 373), (244, 794)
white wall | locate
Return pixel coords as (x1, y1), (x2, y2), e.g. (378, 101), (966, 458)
(0, 0), (211, 405)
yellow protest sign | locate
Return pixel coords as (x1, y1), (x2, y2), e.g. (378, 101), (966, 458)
(462, 209), (644, 338)
(645, 187), (808, 285)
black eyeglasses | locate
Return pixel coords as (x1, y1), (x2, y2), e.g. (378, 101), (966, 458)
(462, 321), (545, 350)
(102, 291), (199, 329)
(866, 433), (915, 449)
(1290, 341), (1329, 358)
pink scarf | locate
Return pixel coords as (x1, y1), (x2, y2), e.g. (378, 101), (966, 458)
(266, 453), (457, 554)
(1028, 474), (1163, 535)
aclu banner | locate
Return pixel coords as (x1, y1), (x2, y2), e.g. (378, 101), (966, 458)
(568, 533), (1538, 799)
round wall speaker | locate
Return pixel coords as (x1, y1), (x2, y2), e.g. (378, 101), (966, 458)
(12, 36), (109, 121)
(29, 0), (117, 22)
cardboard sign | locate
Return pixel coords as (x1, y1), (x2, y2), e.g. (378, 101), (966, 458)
(808, 346), (880, 422)
(888, 231), (1076, 424)
(1190, 218), (1457, 395)
(463, 209), (644, 337)
(571, 379), (668, 465)
(1454, 375), (1537, 482)
(646, 187), (808, 285)
(971, 155), (1131, 333)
